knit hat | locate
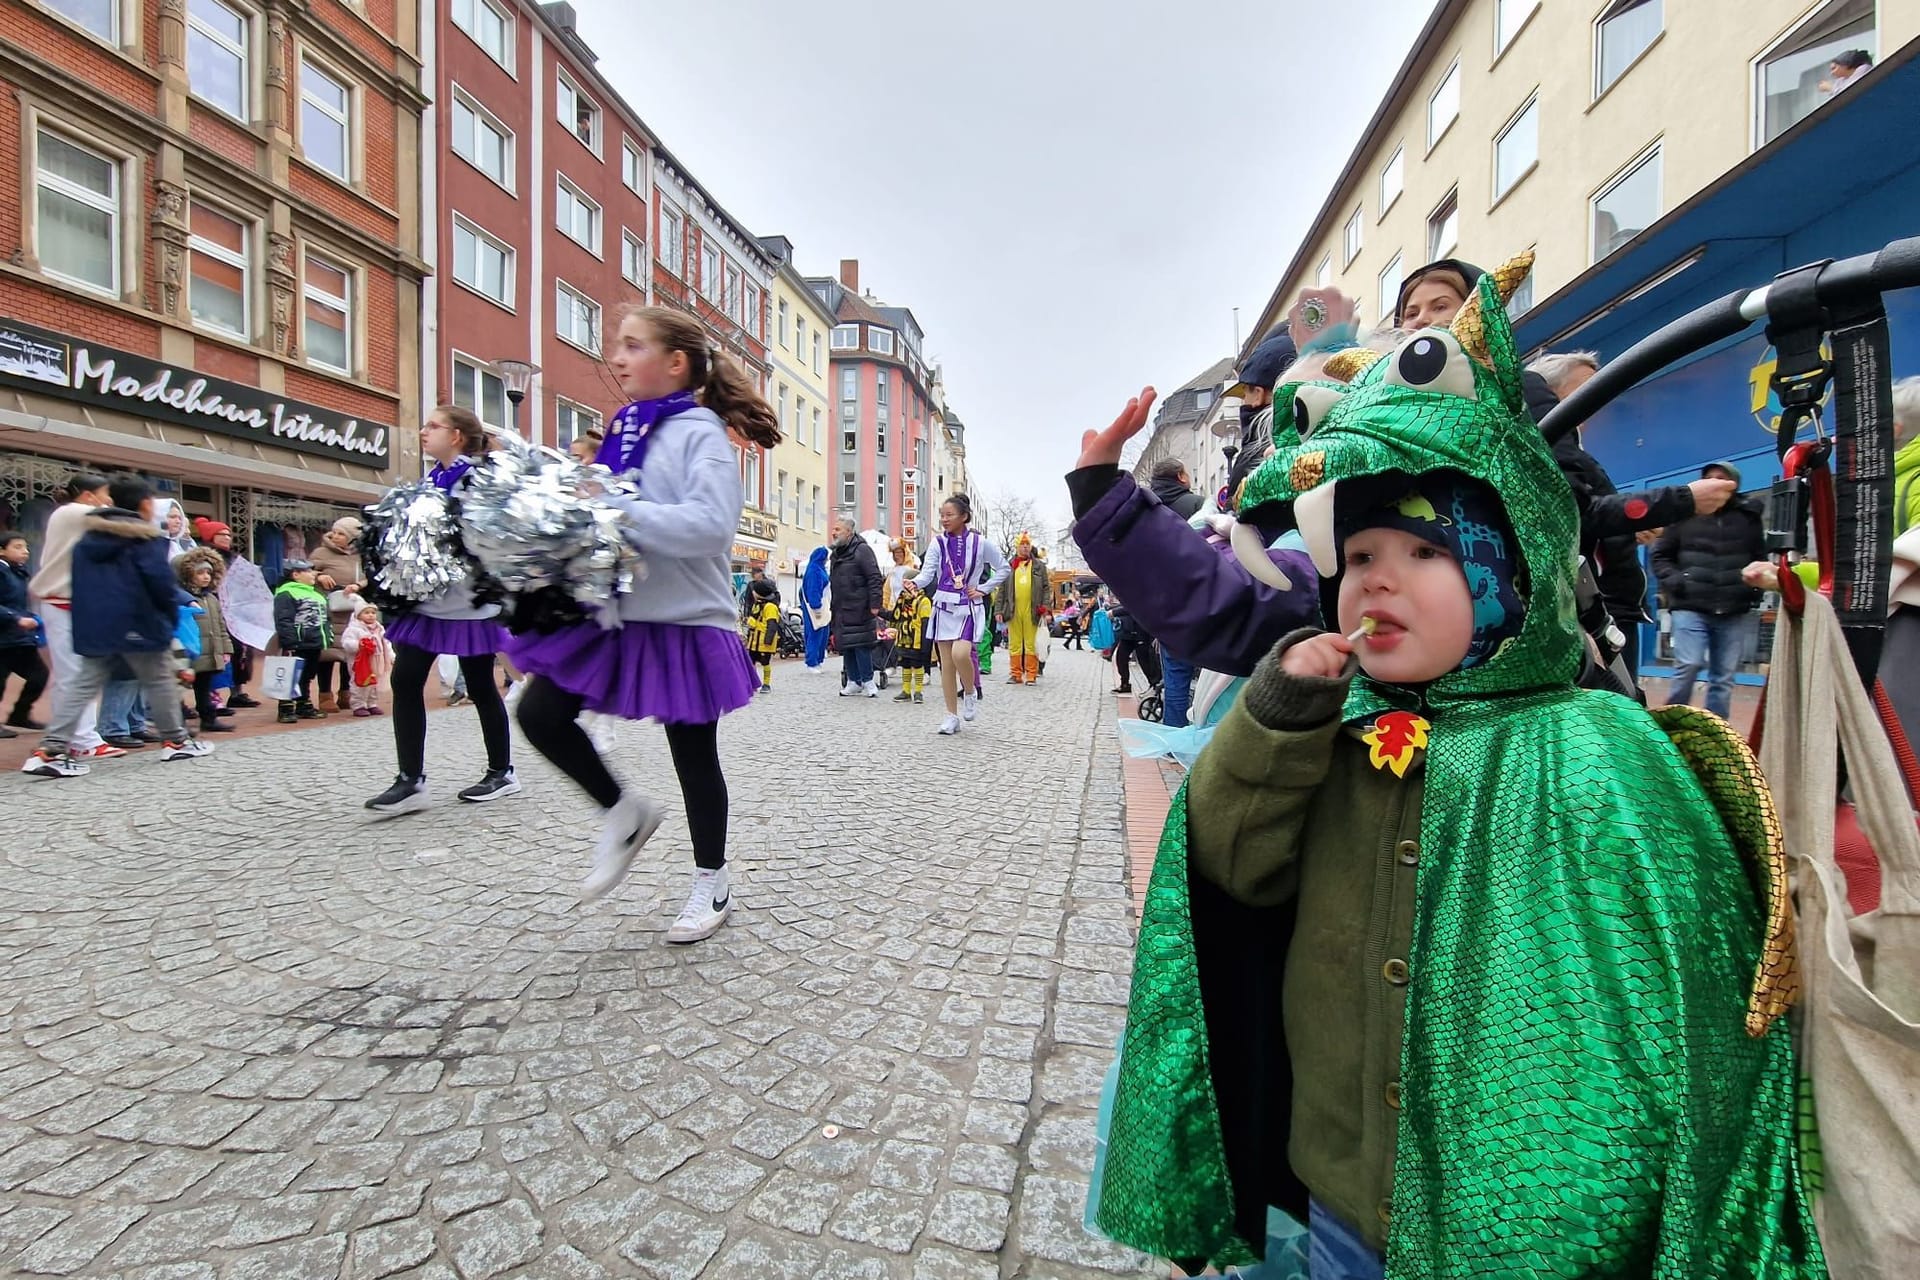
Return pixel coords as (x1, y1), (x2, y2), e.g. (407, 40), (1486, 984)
(195, 518), (231, 541)
(1334, 470), (1527, 669)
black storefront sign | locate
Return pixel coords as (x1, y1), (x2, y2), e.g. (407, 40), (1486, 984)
(0, 317), (390, 468)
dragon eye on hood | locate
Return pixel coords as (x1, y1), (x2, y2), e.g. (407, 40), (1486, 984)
(1383, 329), (1478, 402)
(1291, 385), (1346, 440)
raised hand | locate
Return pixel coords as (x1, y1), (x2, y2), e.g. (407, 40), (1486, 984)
(1076, 388), (1159, 469)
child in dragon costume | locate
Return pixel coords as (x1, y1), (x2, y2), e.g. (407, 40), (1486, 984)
(1093, 259), (1824, 1279)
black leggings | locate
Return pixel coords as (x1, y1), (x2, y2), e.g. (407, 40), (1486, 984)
(390, 642), (510, 777)
(517, 676), (728, 870)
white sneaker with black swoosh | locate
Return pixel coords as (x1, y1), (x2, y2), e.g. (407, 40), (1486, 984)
(582, 791), (662, 902)
(667, 866), (731, 943)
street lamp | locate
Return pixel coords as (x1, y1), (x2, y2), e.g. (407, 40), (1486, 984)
(492, 359), (539, 434)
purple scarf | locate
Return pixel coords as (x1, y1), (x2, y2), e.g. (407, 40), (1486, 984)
(429, 456), (474, 492)
(936, 530), (979, 595)
(597, 391), (699, 477)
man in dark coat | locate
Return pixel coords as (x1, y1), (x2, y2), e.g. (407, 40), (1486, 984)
(1652, 461), (1766, 719)
(0, 530), (49, 736)
(21, 473), (214, 776)
(827, 516), (884, 697)
(1148, 458), (1205, 520)
(1531, 351), (1733, 674)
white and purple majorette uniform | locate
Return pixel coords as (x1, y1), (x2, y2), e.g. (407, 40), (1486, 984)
(911, 528), (1009, 644)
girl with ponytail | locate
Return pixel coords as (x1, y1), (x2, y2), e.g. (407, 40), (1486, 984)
(507, 305), (778, 943)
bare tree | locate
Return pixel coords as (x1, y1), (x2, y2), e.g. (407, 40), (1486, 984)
(976, 490), (1046, 559)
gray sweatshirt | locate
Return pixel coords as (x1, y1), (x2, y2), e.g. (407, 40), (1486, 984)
(601, 406), (743, 629)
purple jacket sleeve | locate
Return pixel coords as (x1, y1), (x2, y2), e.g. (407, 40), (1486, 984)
(1069, 469), (1321, 677)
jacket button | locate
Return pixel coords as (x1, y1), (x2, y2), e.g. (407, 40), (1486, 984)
(1382, 959), (1410, 985)
(1396, 839), (1419, 865)
(1377, 1199), (1393, 1225)
(1385, 1081), (1402, 1110)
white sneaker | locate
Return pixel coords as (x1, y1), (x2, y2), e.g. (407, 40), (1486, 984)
(837, 682), (856, 697)
(862, 681), (879, 698)
(160, 737), (215, 761)
(504, 677), (530, 710)
(961, 692), (979, 722)
(667, 866), (731, 944)
(584, 714), (618, 754)
(21, 749), (88, 778)
(582, 792), (663, 903)
(936, 714), (961, 736)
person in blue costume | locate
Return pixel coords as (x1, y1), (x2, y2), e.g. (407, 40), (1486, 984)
(801, 546), (830, 670)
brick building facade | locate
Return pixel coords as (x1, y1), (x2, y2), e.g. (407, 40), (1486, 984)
(0, 0), (427, 570)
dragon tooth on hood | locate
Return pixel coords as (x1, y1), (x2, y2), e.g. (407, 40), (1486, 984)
(1294, 480), (1339, 578)
(1229, 518), (1294, 591)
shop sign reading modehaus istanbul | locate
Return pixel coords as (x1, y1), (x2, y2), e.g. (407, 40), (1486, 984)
(0, 318), (391, 469)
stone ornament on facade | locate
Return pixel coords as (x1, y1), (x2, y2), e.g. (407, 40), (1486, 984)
(150, 180), (191, 318)
(265, 7), (290, 131)
(155, 0), (187, 70)
(268, 232), (297, 357)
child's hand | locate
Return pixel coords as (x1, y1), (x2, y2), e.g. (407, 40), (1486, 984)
(1280, 631), (1355, 679)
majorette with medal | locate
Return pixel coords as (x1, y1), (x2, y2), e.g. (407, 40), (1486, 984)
(908, 493), (1009, 735)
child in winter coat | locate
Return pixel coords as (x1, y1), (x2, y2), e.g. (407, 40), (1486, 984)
(891, 580), (933, 704)
(742, 579), (781, 694)
(272, 560), (332, 722)
(339, 601), (393, 716)
(175, 548), (234, 732)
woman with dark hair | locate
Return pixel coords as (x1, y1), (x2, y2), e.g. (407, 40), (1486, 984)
(909, 494), (1009, 736)
(365, 405), (519, 813)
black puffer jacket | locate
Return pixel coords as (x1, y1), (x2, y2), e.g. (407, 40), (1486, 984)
(1552, 434), (1698, 621)
(1651, 498), (1766, 615)
(828, 537), (883, 649)
(1149, 473), (1204, 520)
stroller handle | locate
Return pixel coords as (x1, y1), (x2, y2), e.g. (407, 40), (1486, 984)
(1539, 235), (1920, 445)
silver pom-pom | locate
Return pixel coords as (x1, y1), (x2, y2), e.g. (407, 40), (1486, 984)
(363, 482), (468, 603)
(457, 430), (646, 628)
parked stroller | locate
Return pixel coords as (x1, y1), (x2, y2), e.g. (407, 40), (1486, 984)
(776, 610), (805, 660)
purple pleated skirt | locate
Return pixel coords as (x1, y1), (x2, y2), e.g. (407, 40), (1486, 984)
(388, 613), (509, 658)
(505, 619), (757, 724)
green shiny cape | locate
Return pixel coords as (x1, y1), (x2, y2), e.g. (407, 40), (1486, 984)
(1094, 266), (1825, 1277)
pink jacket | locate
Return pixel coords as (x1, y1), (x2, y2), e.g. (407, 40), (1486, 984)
(339, 617), (393, 685)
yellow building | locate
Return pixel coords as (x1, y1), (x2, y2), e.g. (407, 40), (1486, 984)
(757, 236), (833, 592)
(1246, 0), (1917, 340)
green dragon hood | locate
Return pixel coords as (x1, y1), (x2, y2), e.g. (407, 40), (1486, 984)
(1239, 259), (1584, 705)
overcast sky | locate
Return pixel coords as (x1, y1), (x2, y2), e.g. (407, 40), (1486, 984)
(581, 0), (1440, 538)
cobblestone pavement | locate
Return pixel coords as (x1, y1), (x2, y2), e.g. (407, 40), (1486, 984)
(0, 649), (1158, 1279)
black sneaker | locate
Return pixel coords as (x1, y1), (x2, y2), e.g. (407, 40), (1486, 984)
(366, 774), (430, 814)
(295, 702), (326, 720)
(458, 768), (522, 803)
(228, 694), (262, 708)
(103, 735), (150, 750)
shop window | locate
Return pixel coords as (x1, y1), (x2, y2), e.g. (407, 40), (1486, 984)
(189, 202), (250, 337)
(34, 128), (120, 296)
(1756, 0), (1875, 146)
(187, 0), (249, 121)
(303, 253), (352, 374)
(299, 55), (352, 181)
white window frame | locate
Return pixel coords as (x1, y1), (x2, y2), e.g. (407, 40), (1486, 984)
(777, 298), (790, 347)
(812, 332), (822, 374)
(186, 0), (251, 122)
(33, 126), (124, 298)
(450, 87), (513, 192)
(621, 228), (646, 285)
(451, 0), (513, 73)
(43, 0), (120, 43)
(187, 198), (252, 340)
(1493, 94), (1540, 201)
(658, 203), (684, 276)
(812, 406), (822, 454)
(555, 280), (600, 354)
(451, 214), (514, 308)
(1342, 207), (1363, 266)
(1377, 253), (1404, 325)
(831, 324), (859, 350)
(1427, 189), (1460, 261)
(1750, 0), (1879, 151)
(1315, 255), (1332, 288)
(621, 140), (644, 193)
(301, 248), (353, 375)
(556, 68), (600, 154)
(744, 283), (761, 339)
(1427, 61), (1460, 151)
(1594, 0), (1664, 100)
(298, 52), (353, 182)
(1590, 141), (1662, 264)
(869, 327), (895, 356)
(813, 484), (824, 531)
(554, 176), (600, 255)
(701, 243), (721, 300)
(1380, 147), (1404, 214)
(841, 367), (858, 401)
(842, 470), (857, 506)
(554, 399), (601, 449)
(451, 352), (508, 430)
(724, 264), (741, 323)
(1495, 0), (1539, 56)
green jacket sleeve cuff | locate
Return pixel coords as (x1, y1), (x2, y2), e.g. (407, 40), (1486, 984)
(1239, 629), (1353, 730)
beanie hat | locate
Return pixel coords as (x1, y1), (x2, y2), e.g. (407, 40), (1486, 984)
(1334, 470), (1527, 670)
(195, 518), (231, 541)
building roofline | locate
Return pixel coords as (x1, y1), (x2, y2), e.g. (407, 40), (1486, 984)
(653, 145), (773, 269)
(1240, 0), (1471, 361)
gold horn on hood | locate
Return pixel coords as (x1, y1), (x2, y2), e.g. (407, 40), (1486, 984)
(1450, 251), (1535, 367)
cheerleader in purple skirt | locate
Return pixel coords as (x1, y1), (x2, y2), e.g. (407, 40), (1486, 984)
(365, 405), (517, 814)
(508, 306), (773, 942)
